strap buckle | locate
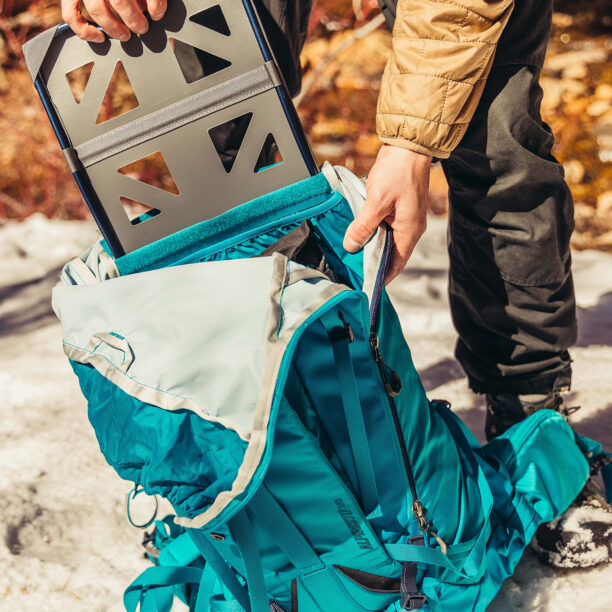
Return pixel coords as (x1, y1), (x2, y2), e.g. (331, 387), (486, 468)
(141, 529), (161, 559)
(327, 312), (354, 343)
(401, 592), (428, 609)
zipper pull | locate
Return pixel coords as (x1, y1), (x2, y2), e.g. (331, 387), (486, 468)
(411, 500), (448, 555)
(370, 332), (402, 397)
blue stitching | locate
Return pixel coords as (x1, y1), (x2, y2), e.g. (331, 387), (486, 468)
(90, 335), (127, 365)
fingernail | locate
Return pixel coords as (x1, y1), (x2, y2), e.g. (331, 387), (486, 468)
(136, 24), (150, 35)
(120, 32), (131, 42)
(151, 11), (165, 21)
(343, 236), (363, 253)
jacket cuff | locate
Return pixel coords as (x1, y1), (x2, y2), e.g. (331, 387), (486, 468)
(377, 135), (451, 160)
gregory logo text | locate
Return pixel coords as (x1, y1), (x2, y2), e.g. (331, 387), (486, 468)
(334, 498), (373, 550)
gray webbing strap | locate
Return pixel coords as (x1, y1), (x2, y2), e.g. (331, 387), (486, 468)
(75, 62), (279, 168)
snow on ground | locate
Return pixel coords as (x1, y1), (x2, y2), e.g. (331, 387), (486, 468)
(0, 214), (611, 611)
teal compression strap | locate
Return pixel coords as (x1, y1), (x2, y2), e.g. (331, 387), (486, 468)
(386, 542), (457, 572)
(188, 529), (252, 611)
(248, 484), (363, 611)
(228, 510), (270, 612)
(209, 598), (247, 611)
(123, 565), (203, 612)
(320, 309), (379, 514)
(193, 563), (220, 612)
(248, 485), (322, 571)
(386, 518), (492, 580)
(188, 511), (270, 612)
(159, 532), (202, 567)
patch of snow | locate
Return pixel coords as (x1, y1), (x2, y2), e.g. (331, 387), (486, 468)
(531, 497), (612, 569)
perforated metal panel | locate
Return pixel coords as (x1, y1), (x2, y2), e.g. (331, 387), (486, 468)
(24, 0), (316, 255)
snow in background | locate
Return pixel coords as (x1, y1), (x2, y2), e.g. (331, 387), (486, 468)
(0, 214), (611, 611)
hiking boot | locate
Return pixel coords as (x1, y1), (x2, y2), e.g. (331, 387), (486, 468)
(530, 480), (612, 568)
(484, 392), (568, 442)
(486, 393), (612, 567)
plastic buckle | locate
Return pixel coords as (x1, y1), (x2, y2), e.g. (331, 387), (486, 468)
(327, 324), (354, 343)
(326, 312), (354, 343)
(141, 530), (160, 559)
(401, 593), (427, 610)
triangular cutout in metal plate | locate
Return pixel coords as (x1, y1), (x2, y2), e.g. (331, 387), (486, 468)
(118, 151), (180, 195)
(170, 38), (232, 84)
(208, 112), (253, 173)
(65, 61), (93, 104)
(27, 0), (317, 256)
(120, 196), (161, 225)
(254, 133), (283, 173)
(190, 4), (231, 36)
(96, 61), (139, 124)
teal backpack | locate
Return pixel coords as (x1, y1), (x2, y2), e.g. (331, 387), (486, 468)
(53, 164), (612, 611)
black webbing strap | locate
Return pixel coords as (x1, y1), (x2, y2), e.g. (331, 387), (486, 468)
(400, 535), (427, 610)
(377, 0), (397, 29)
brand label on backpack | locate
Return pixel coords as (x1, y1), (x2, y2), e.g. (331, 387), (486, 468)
(334, 498), (373, 550)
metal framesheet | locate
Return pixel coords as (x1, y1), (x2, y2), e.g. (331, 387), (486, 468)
(24, 0), (315, 254)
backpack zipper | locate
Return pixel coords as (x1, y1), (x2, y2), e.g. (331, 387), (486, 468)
(368, 226), (447, 552)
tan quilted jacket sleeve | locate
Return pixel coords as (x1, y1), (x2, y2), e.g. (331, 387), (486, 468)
(376, 0), (514, 158)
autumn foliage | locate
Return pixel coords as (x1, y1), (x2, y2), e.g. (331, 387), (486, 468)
(0, 1), (611, 248)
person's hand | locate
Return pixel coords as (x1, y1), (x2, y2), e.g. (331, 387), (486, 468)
(61, 0), (167, 43)
(343, 143), (431, 284)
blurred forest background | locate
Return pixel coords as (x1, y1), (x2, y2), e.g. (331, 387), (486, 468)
(0, 0), (611, 249)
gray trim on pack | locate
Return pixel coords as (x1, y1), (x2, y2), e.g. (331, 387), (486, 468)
(285, 267), (329, 285)
(75, 62), (279, 168)
(320, 163), (384, 308)
(175, 266), (351, 529)
(62, 340), (254, 441)
(320, 161), (341, 191)
(60, 252), (350, 529)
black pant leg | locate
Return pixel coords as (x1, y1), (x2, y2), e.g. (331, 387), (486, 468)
(441, 0), (577, 395)
(252, 0), (313, 96)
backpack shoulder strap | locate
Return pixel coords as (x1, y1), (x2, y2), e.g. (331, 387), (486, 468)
(377, 0), (397, 29)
